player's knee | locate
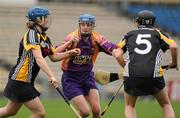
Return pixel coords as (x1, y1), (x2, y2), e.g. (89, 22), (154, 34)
(162, 104), (175, 116)
(5, 109), (18, 116)
(80, 109), (90, 117)
(39, 111), (46, 118)
(92, 105), (101, 116)
(34, 111), (46, 118)
(126, 105), (135, 109)
(160, 102), (173, 110)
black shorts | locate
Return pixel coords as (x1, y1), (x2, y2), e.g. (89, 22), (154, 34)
(3, 79), (40, 103)
(124, 76), (165, 96)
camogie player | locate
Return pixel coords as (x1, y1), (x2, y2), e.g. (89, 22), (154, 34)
(0, 6), (80, 118)
(56, 14), (116, 118)
(113, 10), (178, 118)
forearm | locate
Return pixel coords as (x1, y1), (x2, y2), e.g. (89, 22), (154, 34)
(116, 56), (125, 67)
(36, 57), (55, 79)
(56, 41), (72, 52)
(100, 43), (117, 55)
(170, 47), (178, 64)
(50, 51), (71, 62)
(112, 49), (125, 67)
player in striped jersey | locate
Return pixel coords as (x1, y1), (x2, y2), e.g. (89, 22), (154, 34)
(113, 10), (177, 118)
(0, 6), (80, 118)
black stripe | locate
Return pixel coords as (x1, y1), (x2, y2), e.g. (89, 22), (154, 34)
(109, 73), (119, 82)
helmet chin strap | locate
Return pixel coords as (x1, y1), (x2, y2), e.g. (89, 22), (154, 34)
(40, 25), (48, 32)
(34, 23), (48, 33)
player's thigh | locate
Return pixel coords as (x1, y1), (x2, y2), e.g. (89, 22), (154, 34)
(24, 97), (45, 113)
(5, 100), (22, 113)
(153, 88), (171, 106)
(71, 95), (90, 112)
(85, 89), (100, 109)
(124, 92), (138, 107)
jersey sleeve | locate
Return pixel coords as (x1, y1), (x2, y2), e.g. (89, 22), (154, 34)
(47, 37), (56, 54)
(95, 33), (116, 55)
(116, 35), (127, 53)
(23, 29), (40, 51)
(157, 30), (176, 52)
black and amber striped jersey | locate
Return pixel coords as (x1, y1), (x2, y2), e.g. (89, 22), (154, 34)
(9, 28), (55, 84)
(117, 26), (176, 78)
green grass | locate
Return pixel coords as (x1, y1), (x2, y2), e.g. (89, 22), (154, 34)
(0, 98), (180, 118)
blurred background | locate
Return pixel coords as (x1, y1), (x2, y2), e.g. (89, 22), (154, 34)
(0, 0), (179, 117)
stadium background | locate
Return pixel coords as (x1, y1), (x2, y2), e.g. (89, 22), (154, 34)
(0, 0), (179, 117)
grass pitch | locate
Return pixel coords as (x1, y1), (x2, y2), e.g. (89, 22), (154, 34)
(0, 98), (180, 118)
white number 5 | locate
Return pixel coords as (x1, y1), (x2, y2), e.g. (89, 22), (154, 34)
(134, 34), (152, 55)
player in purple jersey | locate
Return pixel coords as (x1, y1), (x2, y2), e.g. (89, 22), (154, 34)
(56, 14), (116, 118)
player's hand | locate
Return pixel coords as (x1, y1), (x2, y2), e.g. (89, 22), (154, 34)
(112, 49), (119, 57)
(49, 77), (59, 88)
(112, 49), (123, 58)
(69, 48), (81, 56)
(70, 37), (79, 43)
(169, 63), (178, 70)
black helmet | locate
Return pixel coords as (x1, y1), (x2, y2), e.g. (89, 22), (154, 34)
(136, 10), (156, 26)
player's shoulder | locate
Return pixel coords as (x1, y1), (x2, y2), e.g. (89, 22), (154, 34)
(67, 29), (77, 36)
(92, 31), (102, 37)
(127, 30), (135, 35)
(26, 28), (41, 39)
(27, 28), (38, 35)
(91, 31), (104, 42)
(132, 27), (160, 35)
(125, 29), (137, 37)
(154, 28), (170, 38)
(64, 29), (78, 41)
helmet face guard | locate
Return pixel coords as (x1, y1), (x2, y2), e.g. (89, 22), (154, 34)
(27, 6), (51, 31)
(36, 15), (52, 31)
(136, 10), (156, 26)
(78, 14), (95, 36)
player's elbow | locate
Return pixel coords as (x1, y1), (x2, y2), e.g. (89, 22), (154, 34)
(49, 55), (58, 62)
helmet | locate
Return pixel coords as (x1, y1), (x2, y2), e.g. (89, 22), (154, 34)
(27, 6), (50, 22)
(136, 10), (156, 26)
(27, 6), (51, 32)
(78, 14), (95, 24)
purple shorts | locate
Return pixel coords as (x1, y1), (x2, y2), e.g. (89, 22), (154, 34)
(61, 71), (98, 100)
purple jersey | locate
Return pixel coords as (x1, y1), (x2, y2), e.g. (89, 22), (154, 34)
(61, 30), (116, 72)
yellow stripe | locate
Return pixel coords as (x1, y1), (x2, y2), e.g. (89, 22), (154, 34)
(51, 47), (56, 53)
(158, 31), (175, 45)
(16, 56), (30, 82)
(117, 39), (126, 48)
(41, 34), (47, 41)
(37, 34), (41, 40)
(159, 66), (164, 77)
